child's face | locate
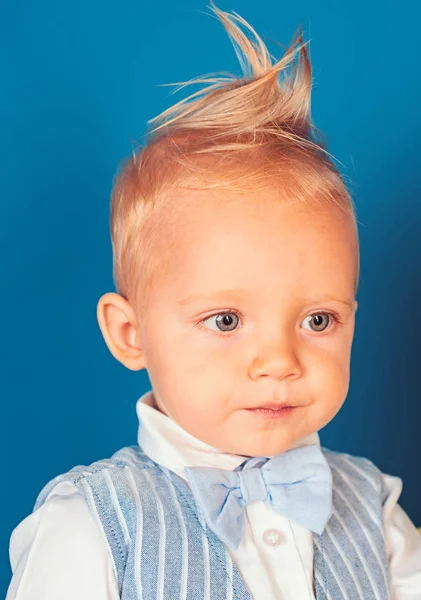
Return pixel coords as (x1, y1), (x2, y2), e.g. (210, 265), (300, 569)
(134, 187), (358, 457)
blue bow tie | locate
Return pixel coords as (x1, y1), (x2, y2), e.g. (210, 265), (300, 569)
(184, 443), (332, 550)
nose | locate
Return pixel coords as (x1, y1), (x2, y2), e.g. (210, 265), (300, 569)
(248, 335), (301, 381)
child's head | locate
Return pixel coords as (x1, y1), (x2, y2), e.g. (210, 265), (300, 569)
(97, 2), (359, 457)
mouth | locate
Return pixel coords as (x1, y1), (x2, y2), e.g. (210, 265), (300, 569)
(245, 405), (296, 419)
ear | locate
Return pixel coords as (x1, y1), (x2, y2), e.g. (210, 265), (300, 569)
(96, 292), (146, 371)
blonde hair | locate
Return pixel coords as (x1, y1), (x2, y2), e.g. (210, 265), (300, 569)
(110, 1), (358, 308)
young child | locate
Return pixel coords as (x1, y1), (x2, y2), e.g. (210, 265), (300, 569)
(6, 2), (421, 599)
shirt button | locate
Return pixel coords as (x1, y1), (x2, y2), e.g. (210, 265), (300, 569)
(262, 528), (283, 546)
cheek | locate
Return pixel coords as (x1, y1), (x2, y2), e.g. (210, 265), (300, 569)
(149, 320), (223, 376)
(152, 363), (229, 425)
(168, 393), (230, 442)
(298, 354), (350, 433)
(310, 344), (351, 401)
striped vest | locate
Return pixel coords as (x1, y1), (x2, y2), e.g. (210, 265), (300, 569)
(34, 445), (391, 599)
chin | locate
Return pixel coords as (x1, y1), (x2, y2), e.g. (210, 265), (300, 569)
(233, 438), (296, 458)
(260, 443), (295, 457)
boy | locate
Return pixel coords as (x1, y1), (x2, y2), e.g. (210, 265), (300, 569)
(6, 2), (421, 598)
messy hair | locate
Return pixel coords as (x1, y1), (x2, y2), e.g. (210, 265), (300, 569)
(110, 1), (358, 309)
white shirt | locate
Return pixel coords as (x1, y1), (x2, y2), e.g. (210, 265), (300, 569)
(6, 390), (421, 599)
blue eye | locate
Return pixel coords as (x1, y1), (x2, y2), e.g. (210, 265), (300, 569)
(202, 312), (240, 332)
(200, 311), (340, 335)
(301, 313), (332, 332)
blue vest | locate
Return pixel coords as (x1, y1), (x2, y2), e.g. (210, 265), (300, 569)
(34, 445), (391, 599)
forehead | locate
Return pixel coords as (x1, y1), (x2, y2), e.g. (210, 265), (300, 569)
(146, 187), (358, 301)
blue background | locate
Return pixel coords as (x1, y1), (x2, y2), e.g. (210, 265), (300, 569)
(1, 0), (420, 594)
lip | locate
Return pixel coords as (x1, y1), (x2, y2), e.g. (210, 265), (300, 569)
(245, 405), (296, 419)
(248, 402), (294, 410)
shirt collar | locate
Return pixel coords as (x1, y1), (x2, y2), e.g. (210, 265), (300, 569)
(136, 389), (321, 481)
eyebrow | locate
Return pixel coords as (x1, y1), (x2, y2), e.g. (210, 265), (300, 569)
(177, 289), (247, 306)
(177, 290), (355, 308)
